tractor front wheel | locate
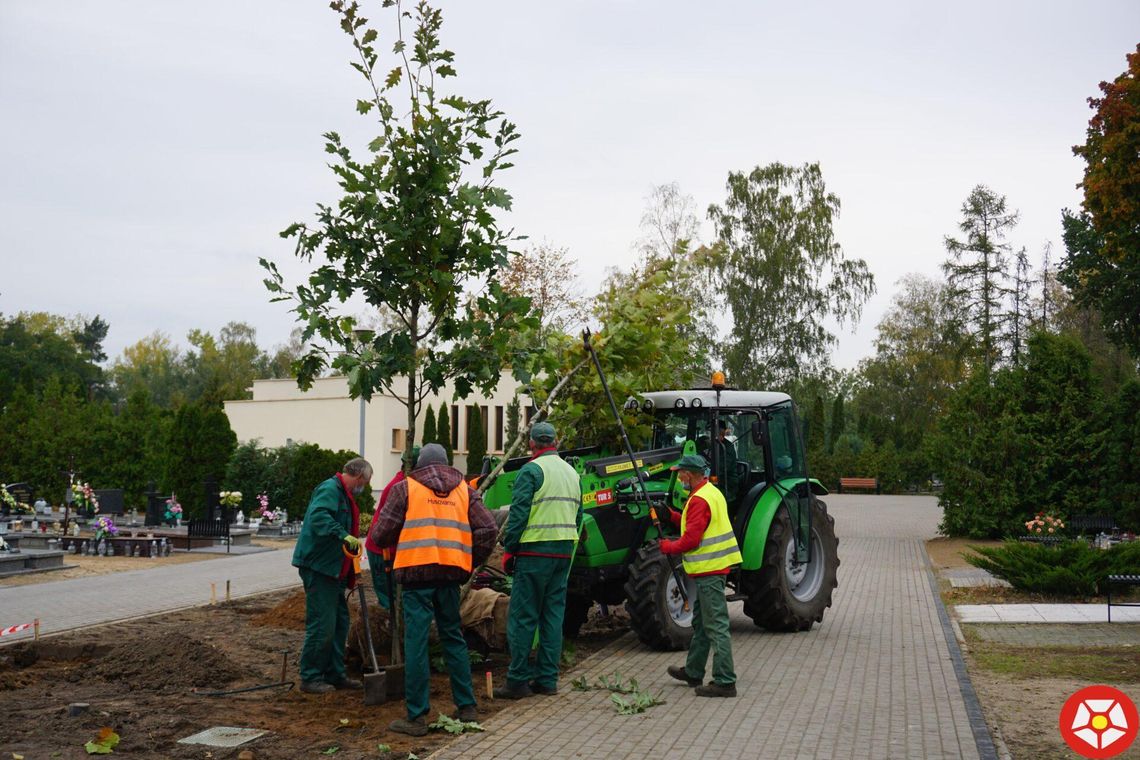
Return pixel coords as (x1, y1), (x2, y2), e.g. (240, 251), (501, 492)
(623, 542), (695, 650)
(743, 497), (839, 631)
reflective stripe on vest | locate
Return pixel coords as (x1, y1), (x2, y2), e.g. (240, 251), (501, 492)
(680, 481), (742, 574)
(394, 478), (473, 571)
(520, 454), (581, 543)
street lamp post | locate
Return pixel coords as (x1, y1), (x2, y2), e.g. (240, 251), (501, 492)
(359, 395), (366, 458)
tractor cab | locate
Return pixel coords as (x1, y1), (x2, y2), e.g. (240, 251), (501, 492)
(639, 389), (808, 511)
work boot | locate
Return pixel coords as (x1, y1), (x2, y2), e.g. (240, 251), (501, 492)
(666, 665), (701, 687)
(300, 680), (335, 694)
(330, 677), (363, 690)
(529, 681), (557, 696)
(452, 704), (478, 722)
(389, 716), (428, 737)
(492, 681), (533, 700)
(695, 682), (737, 698)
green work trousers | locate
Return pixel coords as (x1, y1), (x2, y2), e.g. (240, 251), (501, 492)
(402, 584), (476, 721)
(684, 574), (736, 686)
(506, 555), (570, 689)
(366, 549), (392, 610)
(298, 566), (350, 685)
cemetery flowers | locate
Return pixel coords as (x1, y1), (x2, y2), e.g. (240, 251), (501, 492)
(1025, 511), (1065, 535)
(164, 494), (183, 524)
(219, 490), (242, 508)
(0, 484), (16, 511)
(93, 516), (118, 540)
(74, 482), (100, 514)
(257, 492), (285, 522)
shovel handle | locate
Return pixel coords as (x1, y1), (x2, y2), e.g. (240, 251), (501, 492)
(343, 543), (362, 575)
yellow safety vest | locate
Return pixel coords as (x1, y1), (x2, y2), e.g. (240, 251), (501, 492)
(680, 481), (742, 575)
(520, 454), (581, 543)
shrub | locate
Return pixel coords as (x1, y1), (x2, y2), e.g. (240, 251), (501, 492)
(965, 540), (1140, 597)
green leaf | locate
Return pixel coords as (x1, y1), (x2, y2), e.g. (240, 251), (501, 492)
(384, 67), (402, 89)
(362, 29), (378, 45)
(322, 747), (340, 755)
(83, 743), (112, 755)
(377, 745), (391, 753)
(356, 99), (374, 115)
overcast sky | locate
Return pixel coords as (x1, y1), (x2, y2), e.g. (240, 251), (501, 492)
(2, 1), (1136, 373)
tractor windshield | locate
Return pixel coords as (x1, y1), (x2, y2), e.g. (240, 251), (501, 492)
(766, 401), (806, 479)
(649, 409), (765, 504)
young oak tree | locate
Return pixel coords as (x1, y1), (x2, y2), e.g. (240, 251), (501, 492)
(708, 163), (875, 388)
(262, 1), (535, 468)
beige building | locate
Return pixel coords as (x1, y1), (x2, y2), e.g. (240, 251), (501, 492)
(223, 375), (528, 485)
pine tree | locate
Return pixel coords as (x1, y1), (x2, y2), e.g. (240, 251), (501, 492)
(942, 185), (1018, 375)
(1009, 246), (1032, 364)
(436, 404), (454, 465)
(465, 405), (487, 476)
(420, 403), (437, 447)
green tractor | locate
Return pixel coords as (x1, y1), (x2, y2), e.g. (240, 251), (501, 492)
(480, 385), (840, 651)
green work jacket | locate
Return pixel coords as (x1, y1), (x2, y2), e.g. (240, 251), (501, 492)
(291, 476), (353, 579)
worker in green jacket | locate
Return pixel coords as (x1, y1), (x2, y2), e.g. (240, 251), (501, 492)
(292, 457), (373, 694)
(494, 422), (583, 699)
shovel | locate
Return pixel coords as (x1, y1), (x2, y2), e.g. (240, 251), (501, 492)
(345, 545), (386, 705)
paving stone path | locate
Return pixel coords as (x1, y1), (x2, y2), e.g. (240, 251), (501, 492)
(432, 495), (990, 760)
(0, 546), (299, 637)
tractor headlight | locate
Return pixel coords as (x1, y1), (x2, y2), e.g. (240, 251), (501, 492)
(674, 398), (686, 408)
(641, 399), (655, 412)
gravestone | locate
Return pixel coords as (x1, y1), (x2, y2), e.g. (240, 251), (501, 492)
(94, 489), (125, 515)
(3, 483), (33, 516)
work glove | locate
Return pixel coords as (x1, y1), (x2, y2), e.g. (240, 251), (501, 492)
(342, 534), (361, 552)
(502, 552), (516, 575)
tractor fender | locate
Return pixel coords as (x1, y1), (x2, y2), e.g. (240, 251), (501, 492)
(735, 478), (827, 572)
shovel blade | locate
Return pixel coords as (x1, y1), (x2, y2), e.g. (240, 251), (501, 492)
(383, 664), (405, 699)
(362, 671), (387, 706)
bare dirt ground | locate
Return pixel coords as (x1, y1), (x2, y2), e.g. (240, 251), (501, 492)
(0, 586), (626, 759)
(926, 538), (1140, 759)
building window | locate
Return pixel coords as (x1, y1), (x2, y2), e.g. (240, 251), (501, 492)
(451, 405), (460, 450)
(495, 405), (504, 452)
(391, 428), (407, 452)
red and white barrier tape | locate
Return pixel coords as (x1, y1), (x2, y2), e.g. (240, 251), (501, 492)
(0, 619), (38, 638)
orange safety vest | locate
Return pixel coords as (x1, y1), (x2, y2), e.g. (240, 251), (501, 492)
(393, 478), (473, 572)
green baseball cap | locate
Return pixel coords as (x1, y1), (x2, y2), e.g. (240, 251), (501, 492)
(530, 421), (557, 444)
(670, 454), (708, 472)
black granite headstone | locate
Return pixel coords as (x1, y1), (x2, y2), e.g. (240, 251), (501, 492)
(93, 489), (125, 515)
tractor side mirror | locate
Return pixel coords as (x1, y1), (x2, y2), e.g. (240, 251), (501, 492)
(751, 420), (763, 446)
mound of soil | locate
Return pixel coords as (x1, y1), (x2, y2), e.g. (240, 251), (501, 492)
(87, 632), (249, 688)
(250, 589), (308, 630)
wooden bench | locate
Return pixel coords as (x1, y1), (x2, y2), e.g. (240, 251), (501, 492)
(1107, 574), (1140, 622)
(186, 518), (231, 552)
(838, 477), (879, 494)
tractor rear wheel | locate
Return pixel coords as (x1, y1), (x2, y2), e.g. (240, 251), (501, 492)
(743, 497), (839, 631)
(623, 542), (695, 650)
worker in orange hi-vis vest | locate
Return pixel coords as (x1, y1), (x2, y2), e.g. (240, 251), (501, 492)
(370, 443), (497, 737)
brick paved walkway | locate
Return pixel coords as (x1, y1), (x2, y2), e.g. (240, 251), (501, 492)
(432, 495), (989, 760)
(0, 546), (299, 638)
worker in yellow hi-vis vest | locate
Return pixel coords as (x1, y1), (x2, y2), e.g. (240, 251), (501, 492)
(495, 422), (583, 699)
(661, 453), (742, 698)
